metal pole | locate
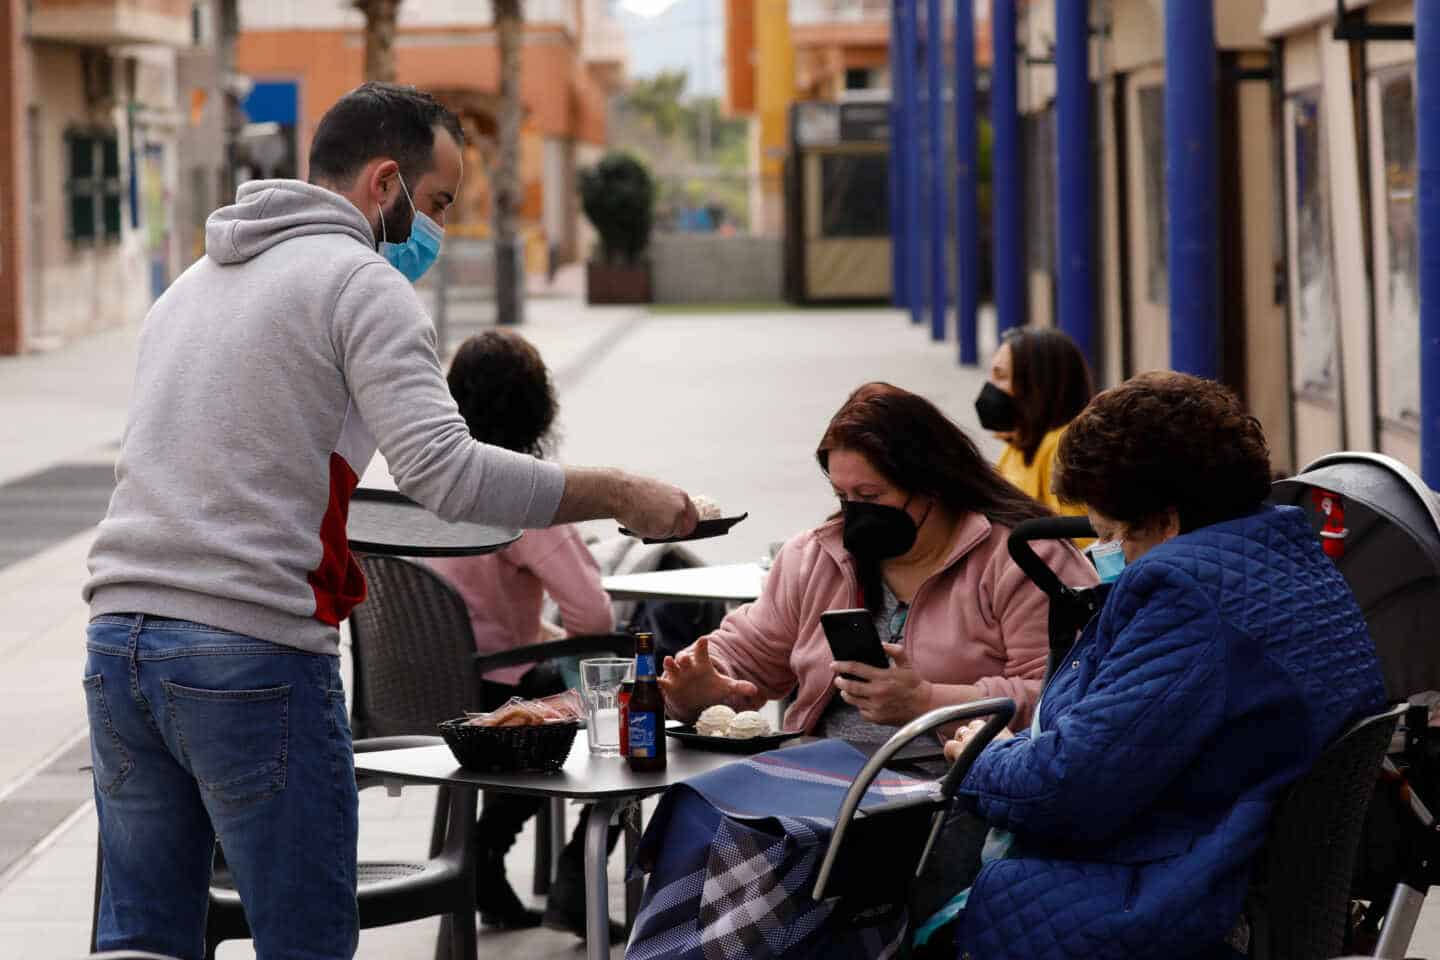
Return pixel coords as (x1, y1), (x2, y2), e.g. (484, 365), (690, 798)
(890, 0), (908, 308)
(927, 0), (947, 341)
(990, 0), (1022, 334)
(1419, 0), (1440, 485)
(899, 0), (924, 325)
(954, 0), (979, 365)
(1055, 0), (1094, 365)
(1165, 0), (1219, 378)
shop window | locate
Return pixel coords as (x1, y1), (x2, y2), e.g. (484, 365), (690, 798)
(820, 152), (888, 237)
(1137, 84), (1167, 305)
(66, 130), (123, 244)
(1376, 70), (1419, 426)
(1289, 91), (1337, 398)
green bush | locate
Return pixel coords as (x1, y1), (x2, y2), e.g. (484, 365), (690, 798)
(579, 151), (655, 266)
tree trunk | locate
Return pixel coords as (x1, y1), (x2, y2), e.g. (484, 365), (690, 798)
(493, 0), (524, 325)
(356, 0), (400, 83)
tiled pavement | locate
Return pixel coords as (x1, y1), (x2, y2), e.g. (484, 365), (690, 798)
(5, 275), (1440, 958)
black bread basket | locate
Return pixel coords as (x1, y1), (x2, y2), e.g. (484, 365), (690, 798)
(437, 717), (579, 774)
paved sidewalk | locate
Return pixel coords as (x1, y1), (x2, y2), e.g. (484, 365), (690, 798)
(0, 291), (1002, 959)
(5, 283), (1440, 959)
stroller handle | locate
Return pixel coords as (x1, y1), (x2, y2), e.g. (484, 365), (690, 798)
(1007, 516), (1097, 598)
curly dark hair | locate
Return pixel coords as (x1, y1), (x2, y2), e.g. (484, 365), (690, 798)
(1003, 327), (1094, 465)
(1054, 371), (1272, 534)
(446, 330), (558, 458)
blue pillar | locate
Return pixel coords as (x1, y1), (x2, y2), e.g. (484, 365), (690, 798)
(1165, 0), (1219, 378)
(1421, 4), (1440, 485)
(991, 0), (1022, 335)
(898, 0), (924, 324)
(889, 0), (907, 308)
(927, 0), (948, 341)
(1055, 0), (1094, 365)
(953, 0), (979, 365)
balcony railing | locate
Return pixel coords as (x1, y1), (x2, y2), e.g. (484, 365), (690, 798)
(240, 0), (579, 38)
(29, 0), (192, 47)
(789, 0), (889, 26)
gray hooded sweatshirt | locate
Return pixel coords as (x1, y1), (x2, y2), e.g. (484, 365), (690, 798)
(84, 180), (566, 654)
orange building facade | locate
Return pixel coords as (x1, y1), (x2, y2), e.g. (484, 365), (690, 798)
(235, 0), (626, 266)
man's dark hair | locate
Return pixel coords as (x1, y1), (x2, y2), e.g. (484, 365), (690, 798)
(307, 82), (464, 188)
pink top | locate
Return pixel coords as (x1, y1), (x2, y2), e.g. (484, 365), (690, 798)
(690, 513), (1097, 733)
(427, 525), (615, 686)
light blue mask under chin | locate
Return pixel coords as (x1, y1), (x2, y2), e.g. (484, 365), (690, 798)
(1090, 540), (1127, 583)
(379, 174), (444, 283)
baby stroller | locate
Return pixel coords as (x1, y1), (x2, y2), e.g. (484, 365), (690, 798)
(1269, 452), (1440, 957)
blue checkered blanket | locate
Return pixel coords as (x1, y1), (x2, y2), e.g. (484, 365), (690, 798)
(624, 739), (936, 960)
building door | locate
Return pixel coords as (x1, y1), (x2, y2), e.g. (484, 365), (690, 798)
(142, 141), (172, 298)
(1366, 65), (1420, 468)
(1284, 86), (1345, 465)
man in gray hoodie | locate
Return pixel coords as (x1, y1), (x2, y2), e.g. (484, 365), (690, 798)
(81, 83), (696, 959)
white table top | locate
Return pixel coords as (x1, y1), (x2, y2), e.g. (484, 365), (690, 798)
(601, 562), (766, 604)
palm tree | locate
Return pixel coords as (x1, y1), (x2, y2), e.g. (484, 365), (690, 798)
(355, 0), (400, 83)
(492, 0), (524, 325)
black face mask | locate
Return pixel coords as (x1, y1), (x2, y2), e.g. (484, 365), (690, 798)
(841, 500), (920, 562)
(975, 381), (1018, 433)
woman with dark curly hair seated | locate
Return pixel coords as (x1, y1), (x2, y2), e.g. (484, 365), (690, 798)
(930, 371), (1386, 960)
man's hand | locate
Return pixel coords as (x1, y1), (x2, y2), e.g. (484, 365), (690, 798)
(831, 642), (934, 726)
(551, 467), (697, 540)
(615, 474), (698, 541)
(658, 637), (764, 722)
(943, 718), (1014, 764)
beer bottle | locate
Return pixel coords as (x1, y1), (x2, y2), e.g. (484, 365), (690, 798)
(626, 632), (667, 772)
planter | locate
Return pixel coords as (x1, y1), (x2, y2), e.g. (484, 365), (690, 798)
(586, 261), (652, 305)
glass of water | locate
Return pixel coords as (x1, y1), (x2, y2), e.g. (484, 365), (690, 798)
(580, 658), (632, 756)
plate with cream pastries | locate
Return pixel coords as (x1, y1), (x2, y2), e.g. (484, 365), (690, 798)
(666, 705), (804, 754)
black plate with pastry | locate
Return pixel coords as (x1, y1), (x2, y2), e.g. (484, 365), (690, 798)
(619, 512), (748, 544)
(665, 723), (804, 754)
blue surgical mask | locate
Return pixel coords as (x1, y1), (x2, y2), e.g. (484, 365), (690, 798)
(1089, 539), (1127, 584)
(379, 174), (443, 283)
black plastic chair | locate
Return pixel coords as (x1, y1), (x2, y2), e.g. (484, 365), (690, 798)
(1238, 702), (1405, 960)
(203, 732), (477, 960)
(351, 554), (634, 895)
(86, 734), (471, 960)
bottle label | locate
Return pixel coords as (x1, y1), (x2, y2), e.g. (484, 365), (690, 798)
(629, 712), (658, 758)
(635, 653), (656, 679)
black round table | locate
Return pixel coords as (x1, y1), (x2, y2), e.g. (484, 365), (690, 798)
(347, 487), (521, 557)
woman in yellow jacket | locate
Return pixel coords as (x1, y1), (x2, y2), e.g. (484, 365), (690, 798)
(975, 327), (1094, 518)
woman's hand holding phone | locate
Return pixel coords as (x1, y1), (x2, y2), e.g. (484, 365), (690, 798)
(830, 642), (935, 726)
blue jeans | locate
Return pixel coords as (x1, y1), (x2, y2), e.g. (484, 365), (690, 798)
(84, 614), (359, 960)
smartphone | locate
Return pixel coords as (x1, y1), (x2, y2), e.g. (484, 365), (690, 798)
(820, 608), (890, 682)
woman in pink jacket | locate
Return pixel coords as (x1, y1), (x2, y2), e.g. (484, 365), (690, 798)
(661, 382), (1096, 742)
(426, 330), (623, 942)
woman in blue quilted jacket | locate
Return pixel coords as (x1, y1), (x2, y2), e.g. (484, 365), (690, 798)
(939, 371), (1386, 960)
